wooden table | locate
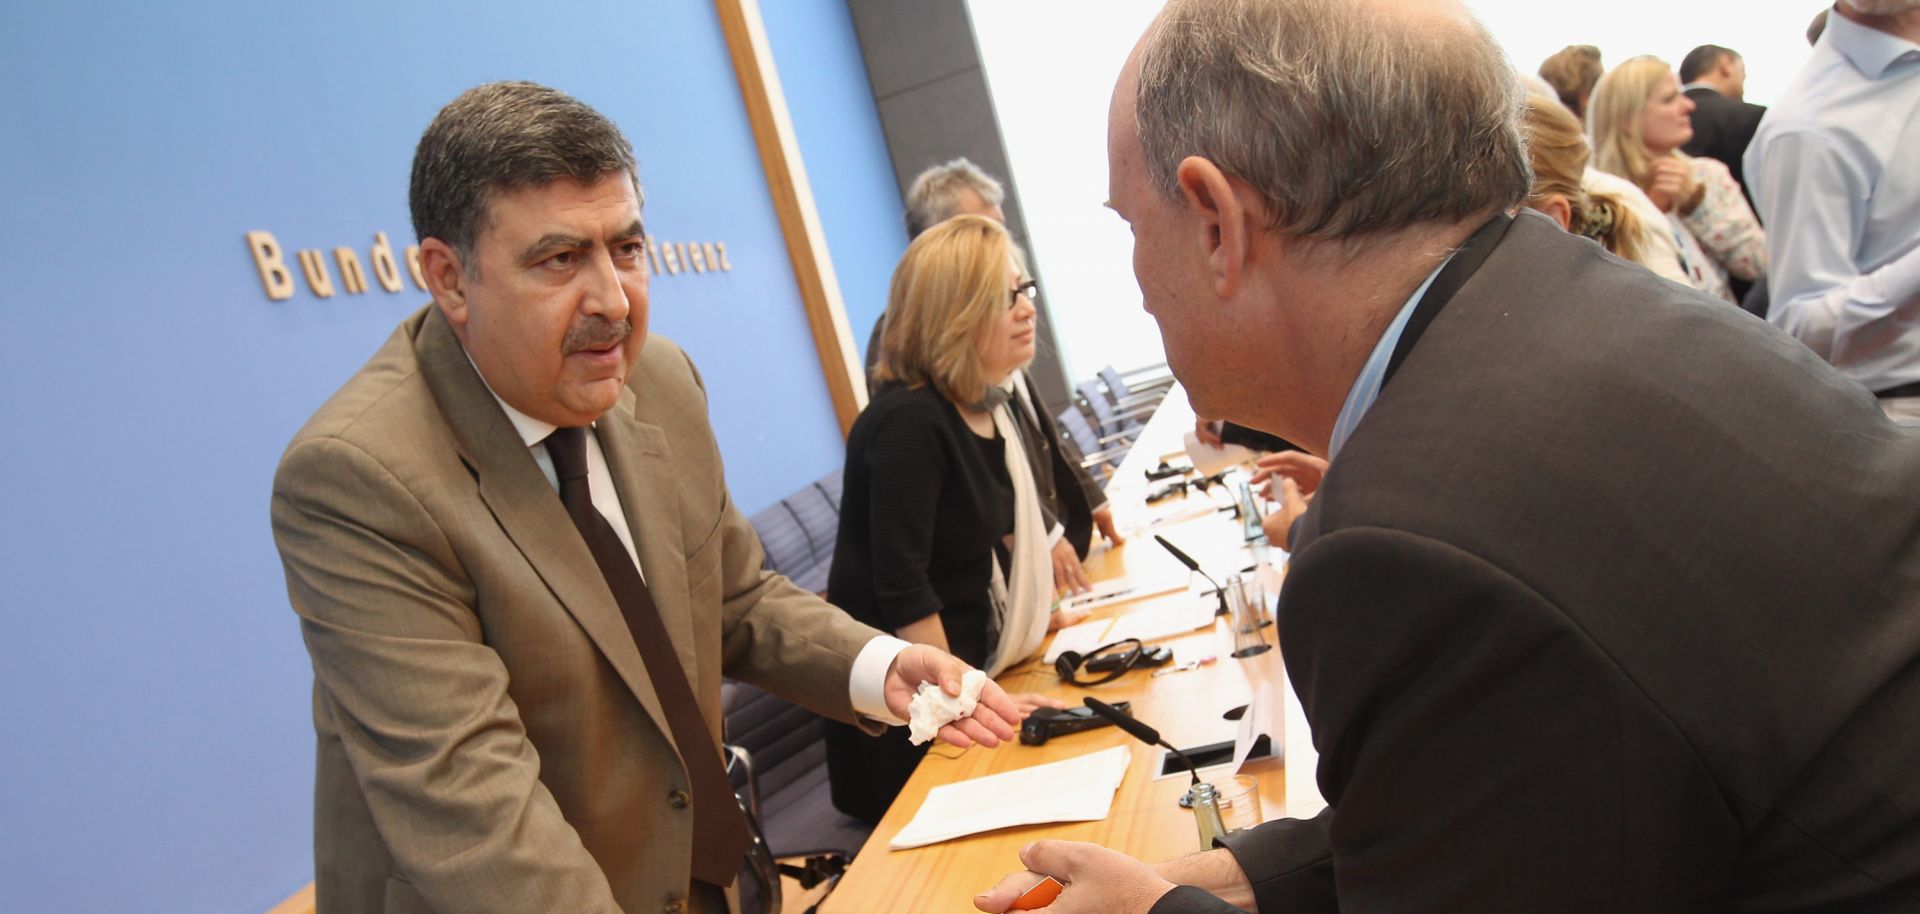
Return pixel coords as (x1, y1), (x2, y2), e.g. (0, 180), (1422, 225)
(822, 475), (1289, 912)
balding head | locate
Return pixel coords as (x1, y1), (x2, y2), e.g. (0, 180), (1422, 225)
(1126, 0), (1528, 246)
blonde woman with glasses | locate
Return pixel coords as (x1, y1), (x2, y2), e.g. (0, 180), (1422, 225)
(1589, 55), (1768, 303)
(823, 215), (1077, 823)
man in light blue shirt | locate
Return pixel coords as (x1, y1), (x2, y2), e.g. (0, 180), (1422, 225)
(1746, 0), (1920, 419)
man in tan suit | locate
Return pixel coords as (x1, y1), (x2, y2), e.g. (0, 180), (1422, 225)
(271, 81), (1018, 914)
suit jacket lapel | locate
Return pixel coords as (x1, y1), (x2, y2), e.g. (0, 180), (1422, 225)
(413, 308), (677, 752)
(593, 394), (704, 691)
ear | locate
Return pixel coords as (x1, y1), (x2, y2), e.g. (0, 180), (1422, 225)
(420, 238), (472, 335)
(1534, 194), (1574, 232)
(1173, 156), (1258, 298)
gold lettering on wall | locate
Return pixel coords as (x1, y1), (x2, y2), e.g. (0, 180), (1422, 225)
(245, 231), (295, 301)
(247, 230), (736, 301)
(334, 248), (369, 294)
(370, 232), (404, 293)
(298, 250), (337, 298)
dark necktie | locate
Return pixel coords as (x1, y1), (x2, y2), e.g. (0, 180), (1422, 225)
(543, 426), (750, 887)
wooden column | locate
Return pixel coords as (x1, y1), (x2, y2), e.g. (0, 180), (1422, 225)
(716, 0), (868, 436)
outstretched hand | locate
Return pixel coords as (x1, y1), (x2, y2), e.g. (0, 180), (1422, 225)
(974, 840), (1175, 914)
(882, 644), (1020, 749)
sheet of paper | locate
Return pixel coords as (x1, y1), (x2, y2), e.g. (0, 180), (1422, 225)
(888, 745), (1133, 850)
(1183, 430), (1254, 477)
(1056, 575), (1186, 616)
(1231, 685), (1281, 774)
(1043, 617), (1112, 664)
(1103, 597), (1216, 644)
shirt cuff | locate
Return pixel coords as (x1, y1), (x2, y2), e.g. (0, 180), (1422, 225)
(848, 634), (912, 726)
(1048, 522), (1066, 546)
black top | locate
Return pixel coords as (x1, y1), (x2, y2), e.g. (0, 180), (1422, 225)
(824, 383), (1016, 823)
(827, 382), (1013, 670)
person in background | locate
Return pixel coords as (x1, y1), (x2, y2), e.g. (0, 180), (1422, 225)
(1678, 44), (1768, 211)
(1747, 0), (1920, 421)
(1590, 55), (1767, 303)
(1522, 89), (1684, 282)
(1810, 7), (1831, 44)
(1538, 44), (1604, 120)
(873, 158), (1125, 592)
(825, 215), (1079, 823)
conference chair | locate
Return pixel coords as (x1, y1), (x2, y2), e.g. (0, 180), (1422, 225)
(724, 679), (871, 914)
(745, 469), (843, 596)
(1098, 364), (1172, 412)
(1076, 379), (1153, 441)
(1055, 406), (1132, 484)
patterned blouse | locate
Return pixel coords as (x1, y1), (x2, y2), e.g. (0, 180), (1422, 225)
(1670, 155), (1768, 303)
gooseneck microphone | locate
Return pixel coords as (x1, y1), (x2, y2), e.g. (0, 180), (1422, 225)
(1084, 697), (1200, 787)
(1155, 534), (1228, 616)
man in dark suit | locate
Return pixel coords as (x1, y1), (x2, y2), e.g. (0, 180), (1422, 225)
(973, 1), (1920, 912)
(271, 81), (1018, 914)
(1679, 43), (1768, 211)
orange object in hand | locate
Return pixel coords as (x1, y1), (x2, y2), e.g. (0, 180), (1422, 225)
(1009, 875), (1065, 910)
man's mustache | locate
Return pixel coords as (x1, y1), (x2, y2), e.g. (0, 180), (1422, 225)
(563, 318), (632, 354)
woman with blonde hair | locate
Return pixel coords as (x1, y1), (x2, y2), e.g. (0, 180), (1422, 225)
(1588, 55), (1766, 303)
(824, 214), (1074, 823)
(1523, 91), (1687, 283)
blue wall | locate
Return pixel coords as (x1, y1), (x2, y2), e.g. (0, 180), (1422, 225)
(0, 2), (900, 911)
(763, 1), (909, 362)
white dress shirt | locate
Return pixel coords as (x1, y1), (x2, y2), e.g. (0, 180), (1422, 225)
(470, 360), (908, 725)
(1746, 10), (1920, 393)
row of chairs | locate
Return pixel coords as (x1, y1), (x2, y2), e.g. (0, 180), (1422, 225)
(1058, 363), (1175, 483)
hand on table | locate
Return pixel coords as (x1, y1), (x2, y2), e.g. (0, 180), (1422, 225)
(1093, 506), (1126, 546)
(1009, 692), (1067, 718)
(1052, 538), (1091, 595)
(1048, 603), (1092, 633)
(975, 840), (1176, 914)
(883, 644), (1020, 749)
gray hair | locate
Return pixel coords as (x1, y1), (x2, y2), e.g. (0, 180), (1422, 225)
(904, 158), (1005, 239)
(1134, 0), (1531, 244)
(410, 81), (640, 261)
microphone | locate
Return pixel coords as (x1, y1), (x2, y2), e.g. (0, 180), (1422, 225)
(1084, 697), (1199, 787)
(1155, 534), (1228, 616)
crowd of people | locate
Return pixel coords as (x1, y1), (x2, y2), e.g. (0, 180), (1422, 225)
(269, 1), (1920, 912)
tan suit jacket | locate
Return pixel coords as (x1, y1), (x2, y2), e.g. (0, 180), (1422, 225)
(272, 306), (883, 913)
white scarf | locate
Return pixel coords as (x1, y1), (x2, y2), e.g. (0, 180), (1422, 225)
(984, 374), (1054, 677)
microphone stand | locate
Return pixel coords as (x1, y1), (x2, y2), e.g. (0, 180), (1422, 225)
(1155, 534), (1229, 616)
(1084, 699), (1227, 848)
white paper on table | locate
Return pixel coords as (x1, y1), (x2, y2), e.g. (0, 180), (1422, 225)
(1231, 685), (1282, 774)
(1183, 430), (1254, 477)
(1057, 575), (1186, 616)
(888, 745), (1133, 850)
(1282, 674), (1327, 819)
(1104, 597), (1217, 644)
(1043, 617), (1112, 664)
